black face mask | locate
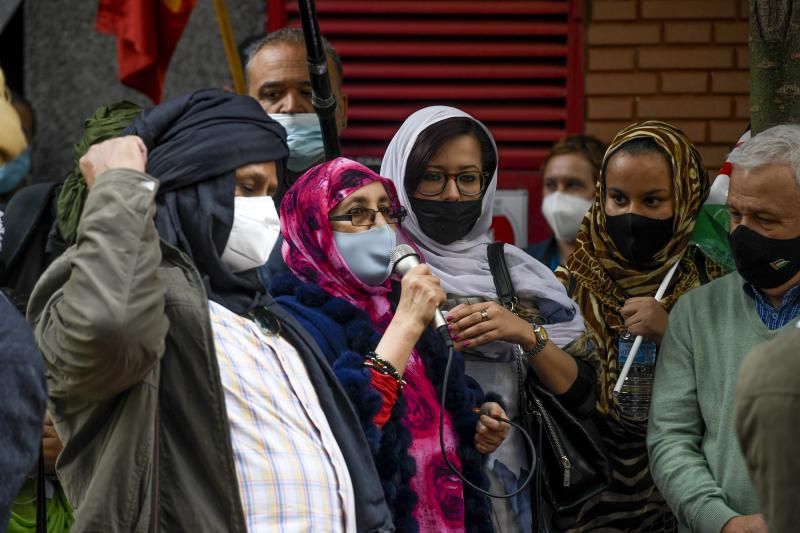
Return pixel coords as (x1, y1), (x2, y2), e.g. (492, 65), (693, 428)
(729, 225), (800, 289)
(605, 213), (674, 266)
(410, 198), (482, 245)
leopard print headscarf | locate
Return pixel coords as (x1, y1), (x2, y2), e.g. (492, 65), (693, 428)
(557, 120), (724, 433)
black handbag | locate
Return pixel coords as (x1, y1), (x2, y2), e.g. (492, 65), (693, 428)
(487, 242), (610, 531)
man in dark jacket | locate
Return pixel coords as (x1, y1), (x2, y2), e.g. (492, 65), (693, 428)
(28, 89), (393, 533)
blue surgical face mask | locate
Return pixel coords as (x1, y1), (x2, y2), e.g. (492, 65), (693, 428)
(269, 113), (325, 173)
(334, 224), (397, 286)
(0, 147), (31, 194)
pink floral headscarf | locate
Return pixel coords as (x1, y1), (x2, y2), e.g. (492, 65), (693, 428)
(280, 157), (420, 324)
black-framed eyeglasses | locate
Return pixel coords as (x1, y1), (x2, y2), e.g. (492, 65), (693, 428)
(416, 171), (488, 197)
(329, 205), (408, 227)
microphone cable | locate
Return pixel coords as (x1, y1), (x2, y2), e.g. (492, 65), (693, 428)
(438, 342), (536, 499)
(388, 242), (536, 499)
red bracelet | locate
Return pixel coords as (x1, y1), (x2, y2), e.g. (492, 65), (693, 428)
(364, 351), (405, 391)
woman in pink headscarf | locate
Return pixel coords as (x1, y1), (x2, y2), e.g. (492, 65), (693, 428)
(271, 157), (509, 532)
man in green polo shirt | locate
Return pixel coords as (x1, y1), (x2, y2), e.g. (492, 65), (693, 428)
(648, 125), (800, 533)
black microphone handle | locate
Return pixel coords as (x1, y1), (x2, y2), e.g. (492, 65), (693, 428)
(432, 309), (453, 347)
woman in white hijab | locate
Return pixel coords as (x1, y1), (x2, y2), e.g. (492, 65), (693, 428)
(381, 106), (595, 533)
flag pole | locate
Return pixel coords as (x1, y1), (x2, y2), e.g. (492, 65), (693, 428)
(613, 259), (681, 395)
(297, 0), (341, 160)
(212, 0), (246, 95)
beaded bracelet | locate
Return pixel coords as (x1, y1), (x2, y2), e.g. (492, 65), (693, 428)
(364, 351), (406, 391)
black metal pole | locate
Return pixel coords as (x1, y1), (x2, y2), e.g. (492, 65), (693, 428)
(297, 0), (341, 160)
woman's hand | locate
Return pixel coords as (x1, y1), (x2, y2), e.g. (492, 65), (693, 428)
(376, 264), (446, 376)
(620, 297), (669, 345)
(42, 414), (63, 475)
(394, 263), (446, 332)
(446, 301), (532, 352)
(474, 402), (510, 454)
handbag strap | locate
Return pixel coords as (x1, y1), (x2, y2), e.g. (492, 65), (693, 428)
(36, 446), (46, 533)
(488, 243), (549, 528)
(566, 271), (578, 299)
(487, 242), (518, 312)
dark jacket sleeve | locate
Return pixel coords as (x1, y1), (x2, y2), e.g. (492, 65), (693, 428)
(556, 359), (597, 418)
(0, 292), (46, 531)
(28, 169), (169, 402)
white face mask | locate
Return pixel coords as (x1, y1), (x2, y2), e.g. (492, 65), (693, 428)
(541, 192), (592, 243)
(221, 196), (281, 273)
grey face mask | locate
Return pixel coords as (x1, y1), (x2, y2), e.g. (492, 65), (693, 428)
(333, 225), (397, 286)
(269, 113), (325, 173)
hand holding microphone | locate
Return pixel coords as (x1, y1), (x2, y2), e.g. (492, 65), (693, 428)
(390, 244), (452, 346)
(390, 245), (529, 498)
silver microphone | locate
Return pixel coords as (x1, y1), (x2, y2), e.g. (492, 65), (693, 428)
(389, 244), (453, 346)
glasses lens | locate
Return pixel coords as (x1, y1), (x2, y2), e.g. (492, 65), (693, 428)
(418, 173), (445, 196)
(388, 207), (406, 224)
(351, 209), (373, 226)
(457, 173), (483, 196)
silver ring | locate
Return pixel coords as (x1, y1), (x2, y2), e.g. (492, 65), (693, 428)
(480, 309), (489, 322)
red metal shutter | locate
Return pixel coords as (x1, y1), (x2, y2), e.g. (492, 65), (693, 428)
(268, 0), (584, 243)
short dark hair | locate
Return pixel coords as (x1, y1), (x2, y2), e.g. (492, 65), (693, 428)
(541, 134), (605, 181)
(610, 136), (673, 178)
(404, 117), (497, 198)
(238, 33), (266, 68)
(245, 27), (343, 84)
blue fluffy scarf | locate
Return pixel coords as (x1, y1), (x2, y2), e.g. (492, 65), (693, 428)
(271, 274), (494, 532)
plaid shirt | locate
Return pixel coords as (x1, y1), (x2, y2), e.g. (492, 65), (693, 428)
(743, 282), (800, 330)
(209, 301), (355, 533)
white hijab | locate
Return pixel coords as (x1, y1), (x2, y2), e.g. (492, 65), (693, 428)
(380, 106), (584, 347)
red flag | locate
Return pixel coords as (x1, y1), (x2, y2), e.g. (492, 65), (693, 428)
(97, 0), (196, 103)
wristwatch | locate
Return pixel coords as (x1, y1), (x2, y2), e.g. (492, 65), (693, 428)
(522, 322), (549, 358)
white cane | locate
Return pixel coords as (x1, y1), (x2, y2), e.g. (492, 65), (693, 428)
(613, 259), (681, 395)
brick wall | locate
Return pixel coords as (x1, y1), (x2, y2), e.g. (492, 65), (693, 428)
(584, 0), (749, 170)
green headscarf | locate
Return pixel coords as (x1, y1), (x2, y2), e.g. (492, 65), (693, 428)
(7, 478), (73, 533)
(56, 101), (142, 244)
